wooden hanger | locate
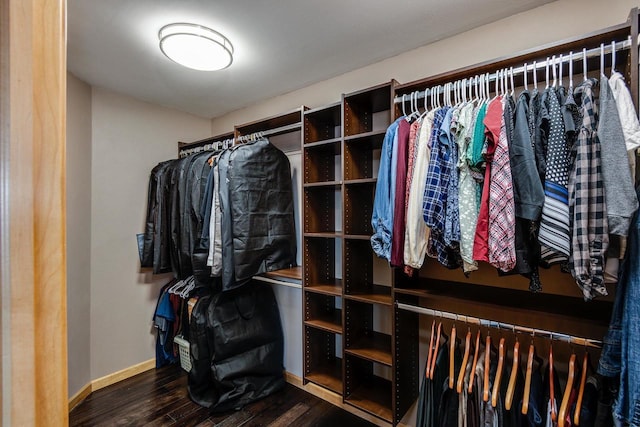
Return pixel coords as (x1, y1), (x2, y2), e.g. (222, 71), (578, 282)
(521, 340), (535, 415)
(426, 319), (436, 379)
(558, 353), (577, 427)
(449, 322), (457, 389)
(549, 341), (557, 423)
(505, 337), (520, 410)
(430, 322), (443, 380)
(457, 328), (472, 393)
(483, 334), (491, 402)
(468, 330), (481, 394)
(492, 337), (506, 408)
(573, 352), (590, 425)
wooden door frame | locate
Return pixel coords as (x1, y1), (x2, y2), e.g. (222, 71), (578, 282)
(0, 0), (68, 425)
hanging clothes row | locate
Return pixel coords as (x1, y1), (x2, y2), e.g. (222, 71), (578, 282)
(372, 44), (640, 300)
(140, 136), (297, 292)
(412, 318), (610, 427)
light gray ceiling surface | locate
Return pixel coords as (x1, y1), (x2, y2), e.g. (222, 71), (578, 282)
(68, 0), (552, 118)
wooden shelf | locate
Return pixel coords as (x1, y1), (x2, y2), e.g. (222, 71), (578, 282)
(304, 232), (342, 238)
(305, 312), (342, 334)
(305, 358), (343, 395)
(344, 178), (377, 185)
(343, 234), (371, 241)
(305, 279), (343, 296)
(343, 129), (386, 142)
(346, 331), (392, 366)
(345, 376), (393, 422)
(304, 137), (341, 148)
(303, 181), (342, 188)
(260, 266), (301, 283)
(345, 291), (392, 306)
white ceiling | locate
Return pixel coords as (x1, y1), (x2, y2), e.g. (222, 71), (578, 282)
(68, 0), (553, 119)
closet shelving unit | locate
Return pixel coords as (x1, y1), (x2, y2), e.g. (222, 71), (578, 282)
(342, 83), (396, 424)
(302, 101), (344, 394)
(303, 81), (411, 424)
(389, 9), (640, 426)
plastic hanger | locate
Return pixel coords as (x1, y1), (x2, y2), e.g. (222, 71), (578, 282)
(426, 319), (436, 379)
(449, 321), (457, 389)
(483, 333), (491, 402)
(600, 43), (605, 77)
(558, 353), (577, 427)
(505, 334), (520, 410)
(583, 48), (588, 82)
(521, 336), (535, 415)
(569, 51), (574, 89)
(430, 321), (443, 380)
(510, 67), (515, 97)
(559, 54), (563, 88)
(552, 55), (557, 88)
(549, 339), (557, 423)
(457, 327), (472, 393)
(491, 337), (506, 408)
(611, 40), (617, 74)
(468, 329), (481, 394)
(573, 351), (590, 425)
(533, 60), (538, 90)
(545, 57), (550, 89)
(401, 94), (407, 118)
(524, 63), (529, 91)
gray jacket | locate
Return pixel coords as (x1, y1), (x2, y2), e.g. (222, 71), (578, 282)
(598, 75), (638, 236)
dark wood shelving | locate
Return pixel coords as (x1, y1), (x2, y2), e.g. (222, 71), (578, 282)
(303, 181), (342, 188)
(343, 129), (387, 142)
(345, 331), (392, 366)
(305, 316), (342, 334)
(304, 136), (342, 148)
(344, 355), (393, 422)
(303, 232), (342, 238)
(305, 358), (343, 395)
(259, 266), (302, 284)
(344, 178), (377, 185)
(304, 185), (341, 234)
(305, 279), (343, 296)
(345, 286), (392, 306)
(343, 234), (371, 240)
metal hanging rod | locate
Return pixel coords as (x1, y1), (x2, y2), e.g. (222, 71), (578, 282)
(394, 37), (632, 104)
(178, 121), (301, 157)
(396, 302), (602, 348)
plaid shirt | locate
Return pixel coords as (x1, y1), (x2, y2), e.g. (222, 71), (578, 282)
(569, 78), (609, 300)
(423, 107), (460, 268)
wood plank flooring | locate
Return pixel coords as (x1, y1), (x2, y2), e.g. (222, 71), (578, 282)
(69, 364), (376, 427)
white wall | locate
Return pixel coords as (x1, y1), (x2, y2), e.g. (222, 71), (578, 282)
(89, 87), (211, 380)
(66, 72), (92, 397)
(211, 0), (639, 133)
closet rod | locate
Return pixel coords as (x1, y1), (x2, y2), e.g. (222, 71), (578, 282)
(393, 37), (632, 104)
(236, 122), (301, 142)
(396, 302), (602, 349)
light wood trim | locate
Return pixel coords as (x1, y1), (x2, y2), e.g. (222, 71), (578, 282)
(68, 382), (92, 412)
(91, 359), (156, 392)
(284, 372), (390, 427)
(2, 0), (67, 425)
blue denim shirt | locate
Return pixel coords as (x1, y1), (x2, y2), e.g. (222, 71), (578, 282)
(599, 186), (640, 426)
(371, 118), (402, 261)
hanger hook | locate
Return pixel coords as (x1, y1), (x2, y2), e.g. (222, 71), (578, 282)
(545, 57), (550, 88)
(533, 61), (538, 90)
(401, 94), (407, 117)
(612, 40), (616, 73)
(583, 47), (587, 81)
(600, 43), (605, 77)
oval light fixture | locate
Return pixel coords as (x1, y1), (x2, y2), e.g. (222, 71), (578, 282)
(159, 23), (234, 71)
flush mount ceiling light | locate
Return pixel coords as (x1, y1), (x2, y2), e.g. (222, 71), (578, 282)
(159, 23), (234, 71)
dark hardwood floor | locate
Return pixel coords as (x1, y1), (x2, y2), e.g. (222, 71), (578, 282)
(69, 364), (377, 427)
